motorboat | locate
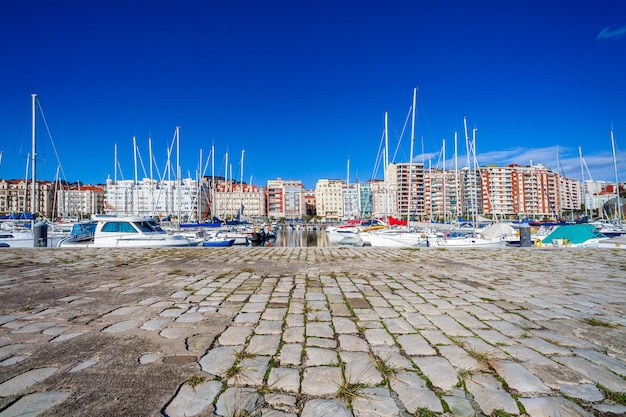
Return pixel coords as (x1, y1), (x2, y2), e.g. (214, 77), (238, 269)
(57, 215), (199, 248)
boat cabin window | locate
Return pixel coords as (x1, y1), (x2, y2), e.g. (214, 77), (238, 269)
(101, 221), (138, 233)
(147, 220), (164, 232)
(135, 221), (157, 232)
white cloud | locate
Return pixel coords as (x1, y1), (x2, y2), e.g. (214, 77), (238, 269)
(597, 24), (626, 40)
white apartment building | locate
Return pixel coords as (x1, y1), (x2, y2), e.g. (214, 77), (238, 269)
(369, 179), (398, 218)
(105, 178), (208, 220)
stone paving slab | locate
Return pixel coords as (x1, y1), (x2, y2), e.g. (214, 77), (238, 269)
(0, 247), (625, 416)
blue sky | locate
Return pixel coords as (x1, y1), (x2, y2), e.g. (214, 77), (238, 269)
(1, 0), (625, 189)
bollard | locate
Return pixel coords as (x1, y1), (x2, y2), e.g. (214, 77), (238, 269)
(519, 225), (532, 247)
(33, 221), (48, 247)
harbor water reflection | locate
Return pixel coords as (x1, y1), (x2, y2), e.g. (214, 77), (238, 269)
(265, 229), (332, 247)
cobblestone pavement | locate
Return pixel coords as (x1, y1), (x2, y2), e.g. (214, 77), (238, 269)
(0, 247), (625, 417)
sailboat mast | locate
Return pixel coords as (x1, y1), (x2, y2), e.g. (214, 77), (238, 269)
(579, 147), (587, 218)
(211, 144), (215, 219)
(176, 126), (181, 224)
(31, 93), (37, 217)
(454, 131), (459, 221)
(408, 86), (416, 231)
(442, 139), (446, 224)
(133, 136), (138, 216)
(24, 153), (30, 213)
(384, 112), (390, 219)
(240, 149), (245, 219)
(611, 128), (622, 225)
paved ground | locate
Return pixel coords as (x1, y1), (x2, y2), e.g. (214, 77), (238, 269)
(0, 247), (625, 417)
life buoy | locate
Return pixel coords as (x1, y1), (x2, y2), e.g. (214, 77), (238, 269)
(534, 238), (542, 247)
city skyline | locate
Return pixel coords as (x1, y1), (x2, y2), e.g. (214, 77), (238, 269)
(1, 1), (625, 189)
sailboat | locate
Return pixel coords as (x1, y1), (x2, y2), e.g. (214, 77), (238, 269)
(0, 94), (64, 248)
(598, 128), (626, 248)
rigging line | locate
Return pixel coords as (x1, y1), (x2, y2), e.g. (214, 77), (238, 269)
(136, 146), (148, 179)
(37, 99), (69, 184)
(370, 129), (386, 181)
(391, 105), (412, 163)
(151, 153), (163, 182)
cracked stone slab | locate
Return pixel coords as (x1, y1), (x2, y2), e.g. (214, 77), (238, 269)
(351, 387), (400, 417)
(304, 347), (338, 366)
(229, 356), (270, 386)
(340, 351), (383, 386)
(267, 367), (300, 393)
(412, 356), (459, 392)
(12, 321), (58, 333)
(218, 326), (254, 345)
(301, 399), (353, 417)
(554, 356), (626, 393)
(164, 380), (225, 415)
(390, 371), (443, 413)
(301, 366), (342, 396)
(0, 343), (29, 361)
(465, 373), (519, 415)
(0, 367), (58, 397)
(557, 383), (604, 402)
(247, 335), (281, 356)
(199, 345), (242, 376)
(101, 320), (142, 333)
(490, 360), (551, 395)
(519, 396), (591, 417)
(215, 387), (263, 417)
(69, 356), (99, 372)
(397, 333), (436, 356)
(0, 392), (70, 416)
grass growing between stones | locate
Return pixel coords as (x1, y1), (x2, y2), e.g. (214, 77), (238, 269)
(186, 375), (205, 389)
(371, 355), (399, 383)
(415, 408), (439, 417)
(582, 317), (619, 327)
(491, 410), (515, 417)
(597, 384), (626, 405)
(336, 380), (367, 403)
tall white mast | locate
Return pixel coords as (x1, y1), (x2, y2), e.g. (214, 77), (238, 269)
(408, 86), (416, 230)
(24, 153), (30, 214)
(611, 128), (622, 225)
(175, 126), (181, 223)
(463, 117), (470, 219)
(211, 144), (215, 219)
(149, 136), (154, 215)
(240, 149), (245, 219)
(442, 138), (446, 224)
(133, 135), (138, 215)
(31, 93), (37, 217)
(454, 130), (459, 220)
(471, 127), (478, 227)
(579, 147), (587, 218)
(384, 112), (390, 219)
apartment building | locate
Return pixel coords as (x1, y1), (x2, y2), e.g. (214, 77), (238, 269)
(266, 178), (305, 219)
(0, 179), (55, 218)
(480, 164), (581, 218)
(388, 162), (427, 219)
(315, 179), (345, 221)
(213, 180), (266, 220)
(105, 178), (208, 220)
(56, 184), (105, 218)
